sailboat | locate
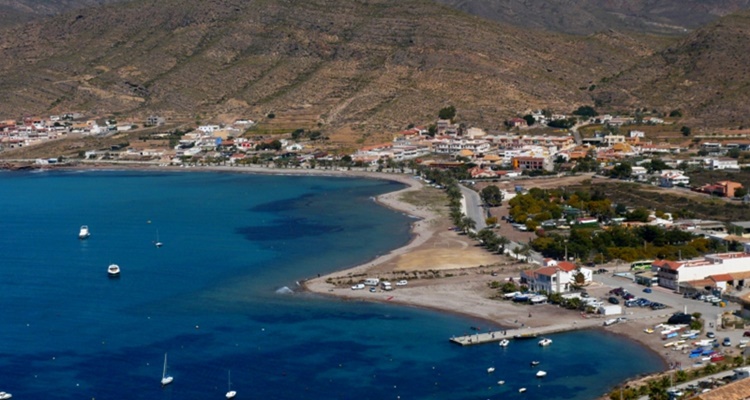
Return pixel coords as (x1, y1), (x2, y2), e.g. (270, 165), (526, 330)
(161, 353), (173, 386)
(225, 370), (237, 399)
(154, 230), (163, 248)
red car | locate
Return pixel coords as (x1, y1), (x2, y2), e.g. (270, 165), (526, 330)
(743, 331), (750, 337)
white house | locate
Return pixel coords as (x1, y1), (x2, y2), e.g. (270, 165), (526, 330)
(707, 157), (739, 170)
(659, 170), (690, 187)
(520, 260), (592, 294)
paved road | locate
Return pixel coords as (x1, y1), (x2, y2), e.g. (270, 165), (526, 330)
(459, 184), (487, 231)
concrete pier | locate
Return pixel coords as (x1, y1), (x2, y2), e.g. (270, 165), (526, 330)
(449, 321), (602, 346)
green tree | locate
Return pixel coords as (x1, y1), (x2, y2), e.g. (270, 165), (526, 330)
(461, 216), (477, 234)
(735, 187), (748, 198)
(481, 185), (504, 207)
(522, 114), (535, 126)
(680, 126), (691, 136)
(438, 106), (457, 121)
(572, 105), (598, 118)
(609, 163), (632, 179)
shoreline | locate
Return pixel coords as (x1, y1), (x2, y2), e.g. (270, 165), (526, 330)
(8, 161), (672, 395)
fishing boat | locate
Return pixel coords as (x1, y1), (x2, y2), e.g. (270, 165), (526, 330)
(536, 370), (547, 378)
(161, 353), (174, 386)
(79, 225), (90, 239)
(498, 339), (510, 347)
(225, 370), (236, 399)
(538, 338), (552, 347)
(107, 264), (120, 277)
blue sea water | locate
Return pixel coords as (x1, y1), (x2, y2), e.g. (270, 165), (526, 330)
(0, 170), (664, 399)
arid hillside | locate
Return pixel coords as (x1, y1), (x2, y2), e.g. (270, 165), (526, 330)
(592, 10), (750, 129)
(436, 0), (750, 35)
(0, 0), (659, 138)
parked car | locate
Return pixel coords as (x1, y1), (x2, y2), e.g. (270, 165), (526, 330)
(396, 280), (408, 286)
(369, 287), (376, 293)
(623, 293), (635, 300)
(744, 331), (750, 337)
(351, 283), (365, 290)
(723, 337), (732, 347)
(608, 297), (620, 304)
(707, 332), (716, 338)
(643, 287), (652, 293)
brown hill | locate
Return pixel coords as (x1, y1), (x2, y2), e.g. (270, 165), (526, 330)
(0, 0), (122, 27)
(435, 0), (750, 35)
(0, 0), (656, 140)
(591, 10), (750, 128)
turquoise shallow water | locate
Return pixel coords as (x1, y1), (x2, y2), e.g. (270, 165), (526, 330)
(0, 170), (663, 399)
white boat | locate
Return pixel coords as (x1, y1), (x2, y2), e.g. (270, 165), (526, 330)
(79, 225), (90, 239)
(161, 353), (174, 386)
(107, 264), (120, 277)
(530, 361), (540, 367)
(497, 380), (505, 385)
(519, 388), (527, 393)
(154, 230), (163, 248)
(536, 370), (547, 378)
(225, 370), (236, 399)
(487, 367), (495, 373)
(498, 339), (510, 347)
(538, 338), (552, 347)
(0, 391), (12, 399)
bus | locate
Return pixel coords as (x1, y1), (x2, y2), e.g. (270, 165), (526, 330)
(630, 260), (654, 271)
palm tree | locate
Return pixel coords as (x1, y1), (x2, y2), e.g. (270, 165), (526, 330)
(497, 236), (511, 254)
(461, 216), (476, 234)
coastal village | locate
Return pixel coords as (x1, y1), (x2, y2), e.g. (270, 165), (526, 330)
(5, 108), (750, 399)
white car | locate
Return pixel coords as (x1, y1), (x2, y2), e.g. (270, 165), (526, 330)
(396, 280), (408, 286)
(351, 283), (365, 290)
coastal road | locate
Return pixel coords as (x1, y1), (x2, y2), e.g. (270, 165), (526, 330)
(459, 184), (487, 231)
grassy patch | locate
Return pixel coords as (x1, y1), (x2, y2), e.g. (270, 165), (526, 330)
(399, 187), (448, 216)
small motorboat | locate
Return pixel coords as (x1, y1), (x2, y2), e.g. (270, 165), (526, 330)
(107, 264), (120, 277)
(487, 367), (495, 373)
(519, 388), (527, 393)
(530, 361), (540, 367)
(0, 391), (12, 399)
(538, 338), (553, 347)
(499, 339), (510, 347)
(536, 370), (547, 378)
(79, 225), (90, 239)
(497, 380), (505, 385)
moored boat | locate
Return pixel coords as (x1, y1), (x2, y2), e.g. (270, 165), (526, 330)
(79, 225), (90, 239)
(530, 361), (540, 367)
(107, 264), (120, 277)
(519, 388), (527, 393)
(538, 338), (552, 347)
(536, 370), (547, 378)
(498, 339), (510, 347)
(487, 367), (495, 373)
(0, 391), (12, 399)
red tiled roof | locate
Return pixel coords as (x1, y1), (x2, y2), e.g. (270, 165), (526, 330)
(653, 260), (683, 270)
(710, 273), (734, 282)
(557, 261), (578, 272)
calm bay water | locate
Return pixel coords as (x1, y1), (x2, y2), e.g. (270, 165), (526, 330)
(0, 170), (663, 399)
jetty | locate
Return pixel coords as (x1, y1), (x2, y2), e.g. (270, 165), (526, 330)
(449, 320), (603, 346)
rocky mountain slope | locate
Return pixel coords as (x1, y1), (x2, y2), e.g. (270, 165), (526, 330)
(436, 0), (750, 35)
(592, 10), (750, 128)
(0, 0), (120, 26)
(0, 0), (656, 135)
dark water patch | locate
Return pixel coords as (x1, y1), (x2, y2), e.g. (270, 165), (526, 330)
(236, 217), (342, 241)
